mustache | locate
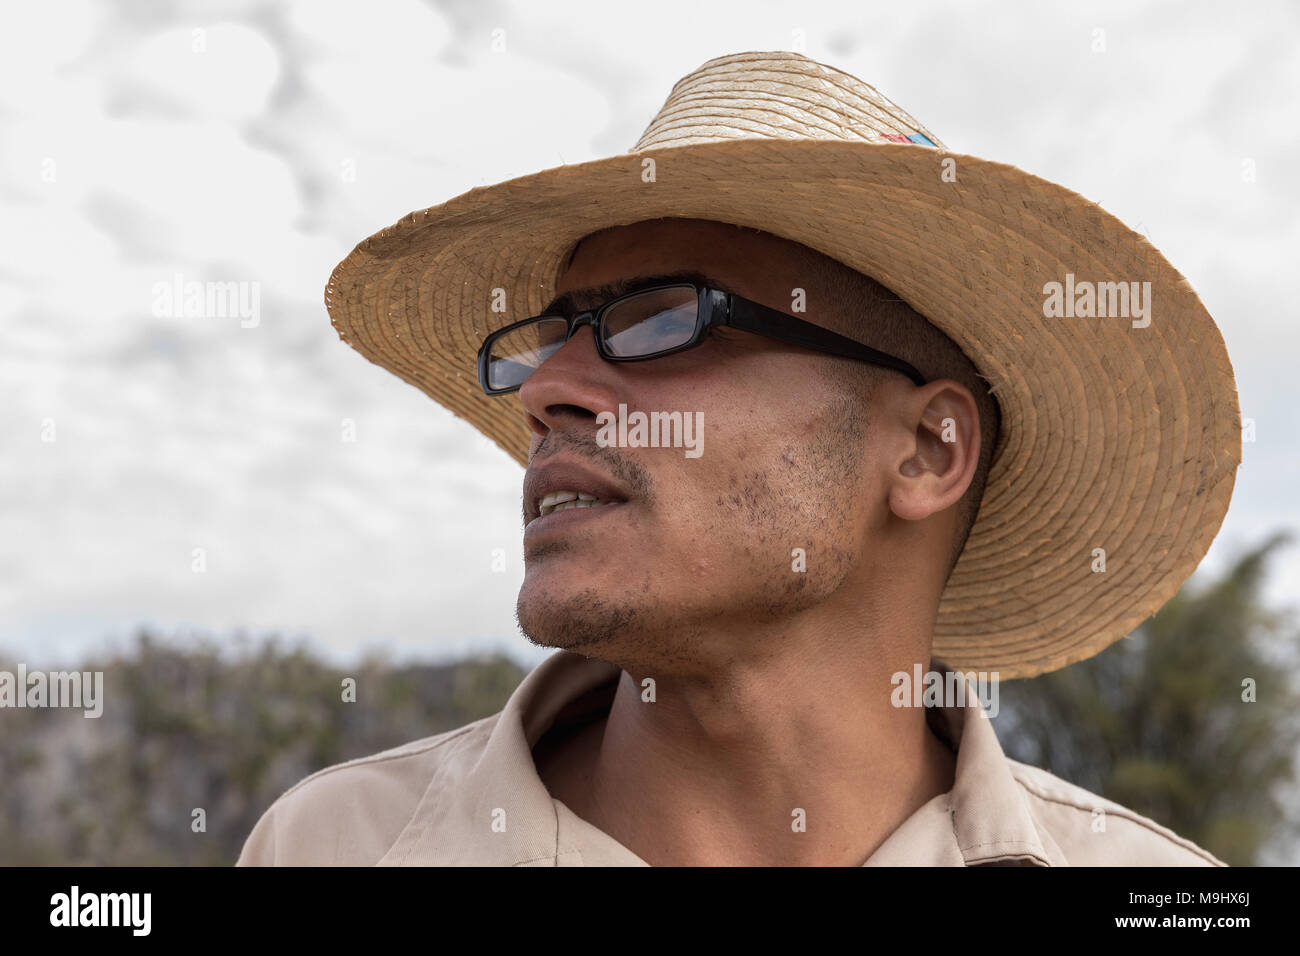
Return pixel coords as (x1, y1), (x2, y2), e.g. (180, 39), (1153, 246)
(528, 431), (655, 504)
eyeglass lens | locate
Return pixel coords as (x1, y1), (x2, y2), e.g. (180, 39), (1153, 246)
(485, 286), (700, 390)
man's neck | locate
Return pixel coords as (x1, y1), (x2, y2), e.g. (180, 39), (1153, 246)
(535, 632), (958, 866)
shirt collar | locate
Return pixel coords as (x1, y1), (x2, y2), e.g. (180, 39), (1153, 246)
(380, 650), (1066, 867)
(867, 670), (1067, 866)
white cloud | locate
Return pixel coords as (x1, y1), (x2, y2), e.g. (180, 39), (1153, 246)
(122, 23), (281, 121)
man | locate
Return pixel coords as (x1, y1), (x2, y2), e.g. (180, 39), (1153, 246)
(238, 52), (1240, 866)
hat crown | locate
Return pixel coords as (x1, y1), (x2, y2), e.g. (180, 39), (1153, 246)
(632, 51), (945, 152)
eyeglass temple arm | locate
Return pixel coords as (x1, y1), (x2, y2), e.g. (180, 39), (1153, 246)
(721, 294), (927, 387)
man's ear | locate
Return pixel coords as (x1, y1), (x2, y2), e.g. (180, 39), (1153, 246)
(885, 379), (981, 522)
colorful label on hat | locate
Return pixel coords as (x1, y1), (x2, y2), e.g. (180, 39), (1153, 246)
(880, 132), (936, 147)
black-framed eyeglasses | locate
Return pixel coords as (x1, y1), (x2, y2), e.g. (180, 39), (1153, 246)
(476, 282), (927, 395)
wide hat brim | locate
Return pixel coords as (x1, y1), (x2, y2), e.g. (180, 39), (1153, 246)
(325, 106), (1240, 681)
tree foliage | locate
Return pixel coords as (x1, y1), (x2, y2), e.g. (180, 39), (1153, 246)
(0, 637), (525, 865)
(994, 534), (1299, 865)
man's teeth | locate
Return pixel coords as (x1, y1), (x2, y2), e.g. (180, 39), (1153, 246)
(538, 490), (619, 516)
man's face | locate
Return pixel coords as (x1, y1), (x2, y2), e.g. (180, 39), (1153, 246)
(515, 219), (891, 674)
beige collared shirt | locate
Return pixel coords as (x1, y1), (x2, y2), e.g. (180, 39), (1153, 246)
(236, 649), (1224, 866)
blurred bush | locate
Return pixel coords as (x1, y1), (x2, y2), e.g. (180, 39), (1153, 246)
(995, 534), (1300, 865)
(0, 638), (525, 865)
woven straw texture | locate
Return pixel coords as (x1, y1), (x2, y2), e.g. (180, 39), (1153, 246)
(325, 52), (1241, 679)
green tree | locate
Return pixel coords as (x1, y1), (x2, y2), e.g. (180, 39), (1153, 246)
(0, 634), (527, 865)
(994, 534), (1300, 865)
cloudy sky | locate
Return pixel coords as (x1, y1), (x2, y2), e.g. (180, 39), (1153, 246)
(2, 0), (1296, 670)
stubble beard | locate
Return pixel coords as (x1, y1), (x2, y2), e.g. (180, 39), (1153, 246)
(515, 391), (868, 671)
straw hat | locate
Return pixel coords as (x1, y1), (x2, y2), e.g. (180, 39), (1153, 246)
(324, 51), (1241, 679)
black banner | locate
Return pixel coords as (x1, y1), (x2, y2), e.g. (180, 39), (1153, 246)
(0, 865), (1274, 942)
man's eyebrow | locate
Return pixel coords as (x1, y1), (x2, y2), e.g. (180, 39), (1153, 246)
(539, 271), (731, 317)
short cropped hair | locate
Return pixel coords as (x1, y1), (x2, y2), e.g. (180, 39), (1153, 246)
(804, 255), (1003, 578)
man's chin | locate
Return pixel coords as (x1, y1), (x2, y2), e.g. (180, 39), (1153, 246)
(517, 585), (741, 678)
(516, 585), (639, 654)
(515, 569), (680, 660)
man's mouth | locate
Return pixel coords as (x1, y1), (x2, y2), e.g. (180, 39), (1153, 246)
(523, 458), (633, 528)
(525, 492), (628, 539)
(536, 490), (622, 517)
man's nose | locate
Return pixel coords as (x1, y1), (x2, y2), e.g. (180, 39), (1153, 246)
(517, 321), (618, 445)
